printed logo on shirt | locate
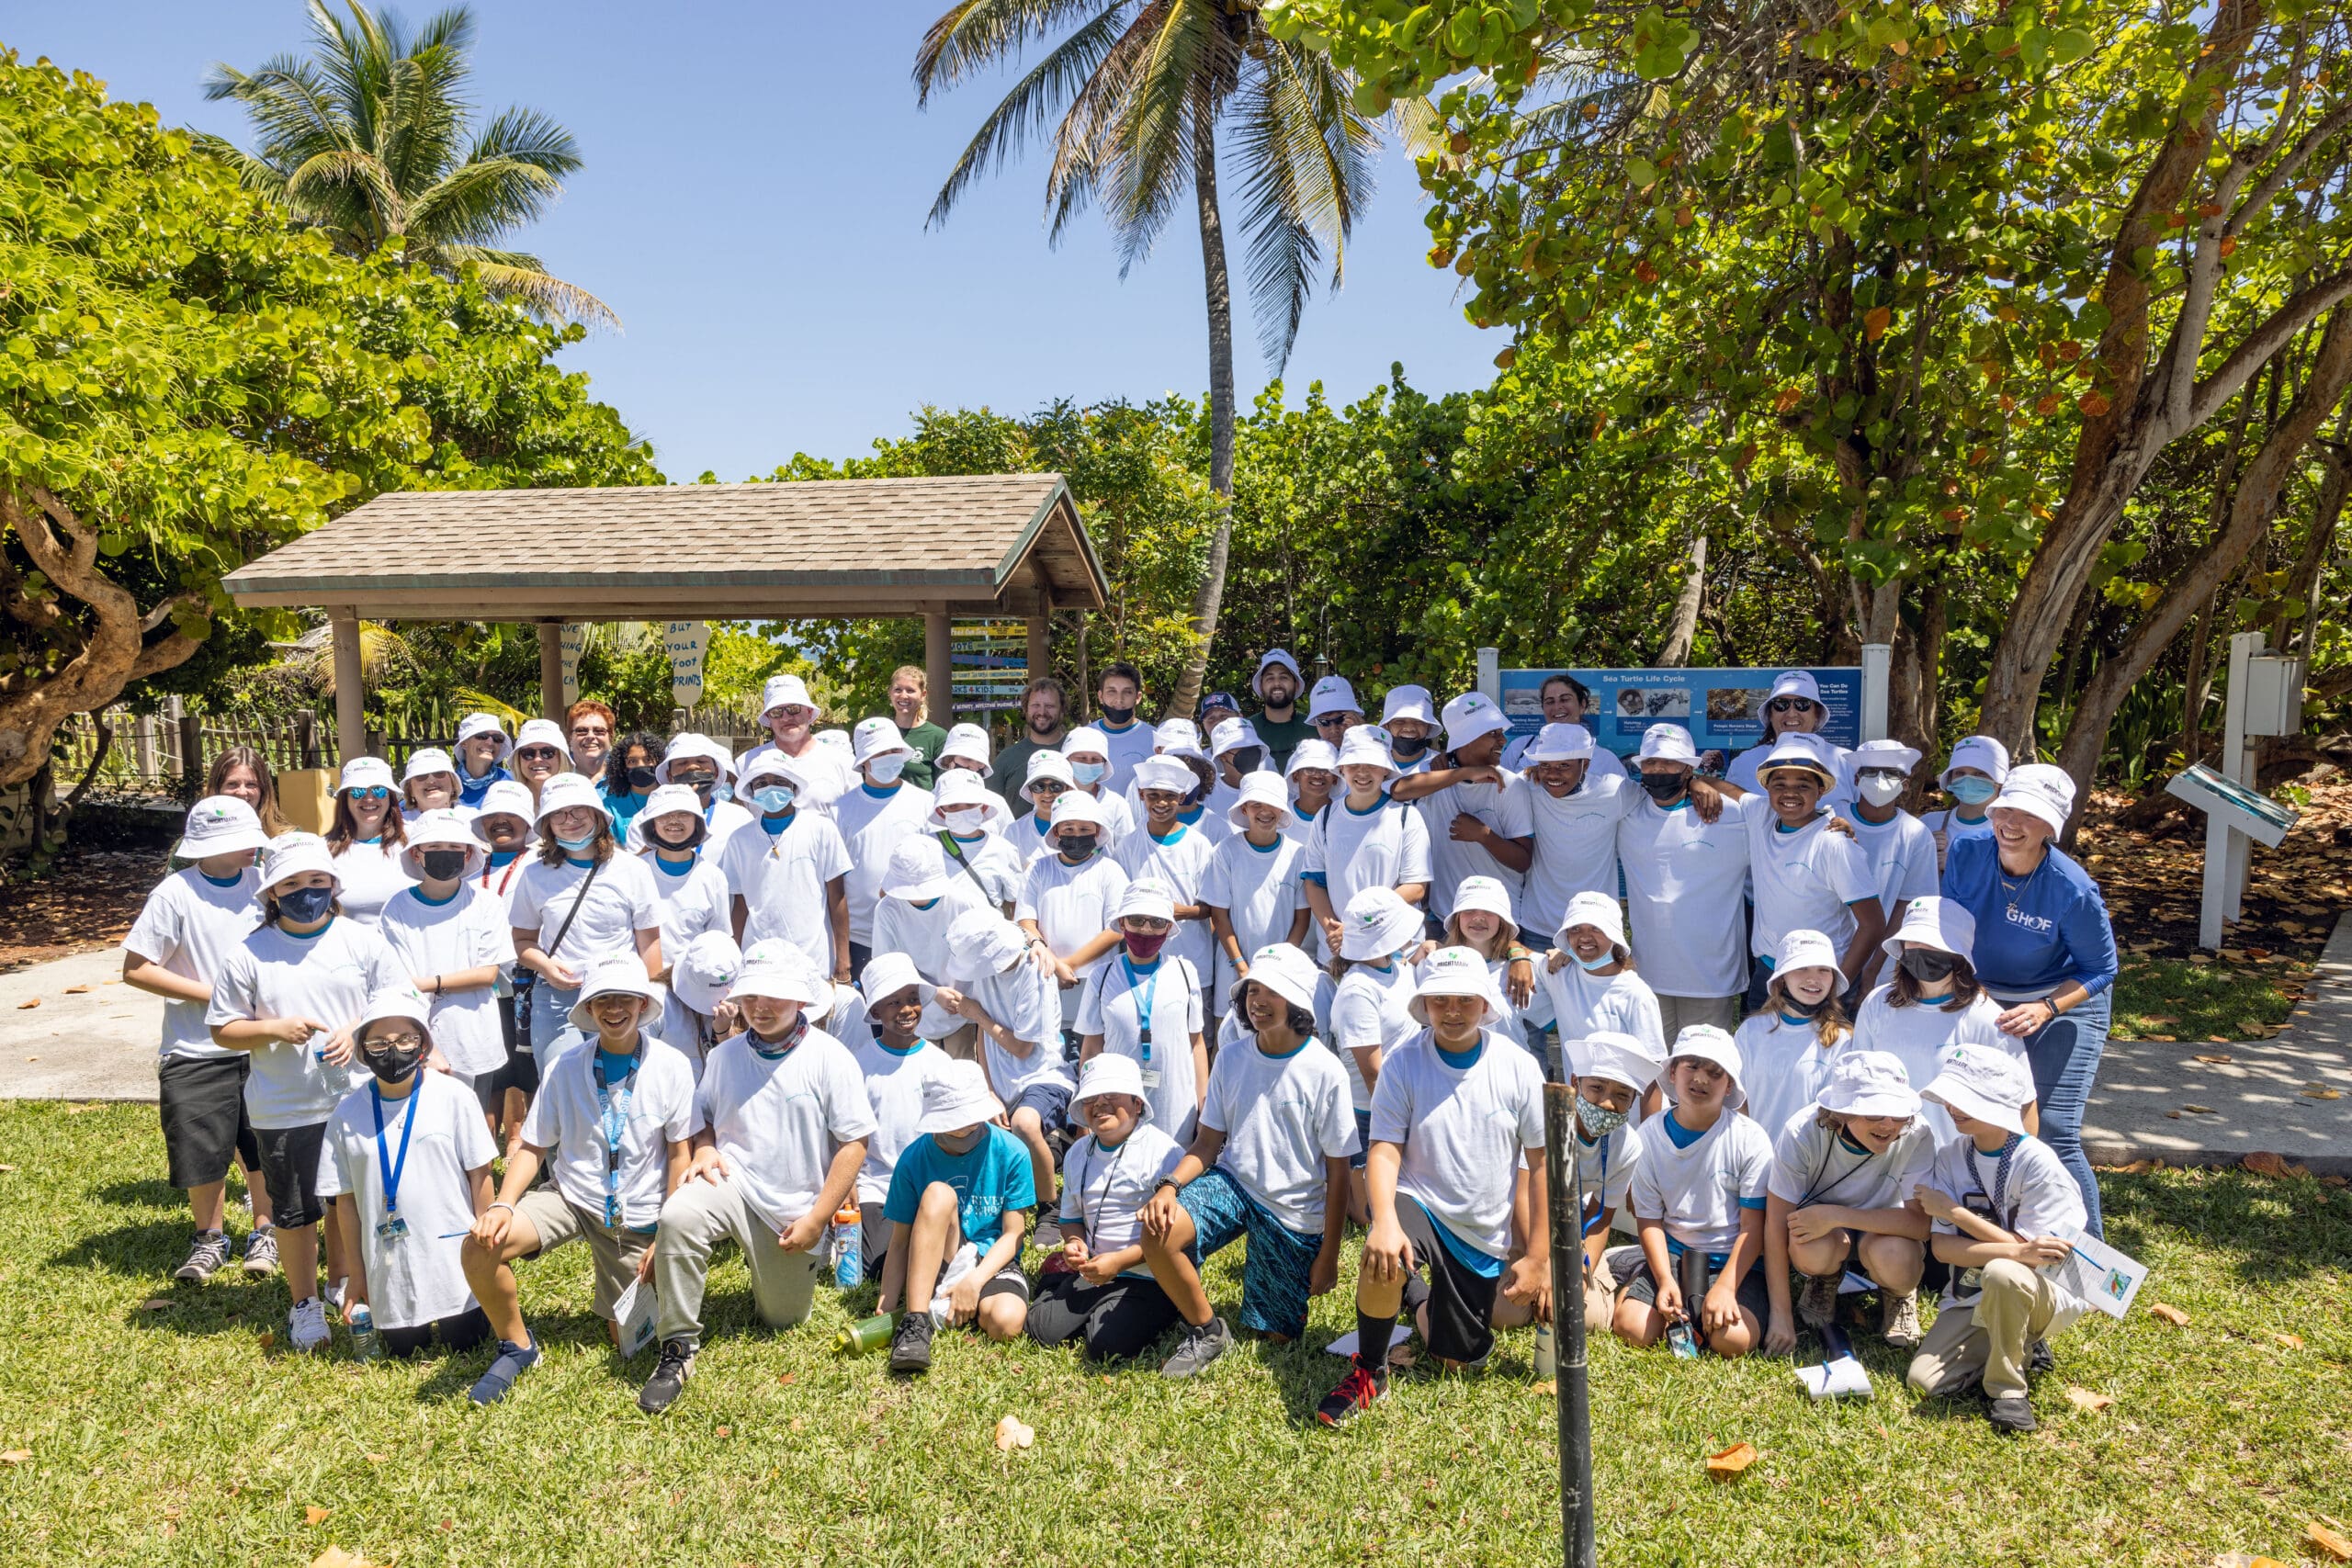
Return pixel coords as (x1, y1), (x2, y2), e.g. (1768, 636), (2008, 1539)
(2003, 905), (2054, 934)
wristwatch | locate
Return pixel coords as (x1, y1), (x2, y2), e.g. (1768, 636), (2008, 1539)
(1153, 1177), (1182, 1196)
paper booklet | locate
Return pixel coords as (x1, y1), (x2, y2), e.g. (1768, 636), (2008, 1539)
(2050, 1229), (2149, 1320)
(612, 1277), (659, 1357)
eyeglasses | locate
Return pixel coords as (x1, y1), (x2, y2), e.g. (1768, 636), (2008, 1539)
(514, 746), (562, 763)
(348, 785), (390, 802)
(363, 1031), (424, 1051)
(1767, 697), (1819, 715)
(571, 724), (611, 740)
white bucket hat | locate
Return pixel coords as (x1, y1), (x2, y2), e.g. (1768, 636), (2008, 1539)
(513, 718), (571, 761)
(1115, 877), (1178, 925)
(654, 732), (735, 785)
(1025, 749), (1077, 793)
(946, 908), (1028, 980)
(1340, 886), (1423, 962)
(1566, 1029), (1667, 1093)
(814, 728), (853, 757)
(1665, 1023), (1747, 1111)
(1062, 726), (1110, 761)
(567, 954), (662, 1032)
(1992, 762), (2075, 835)
(1238, 942), (1320, 1016)
(1441, 691), (1508, 751)
(1285, 738), (1340, 778)
(175, 795), (269, 861)
(761, 673), (815, 716)
(914, 1058), (1003, 1135)
(728, 953), (824, 1008)
(626, 784), (707, 853)
(1152, 718), (1204, 759)
(1816, 1050), (1923, 1120)
(1047, 789), (1105, 835)
(1922, 1044), (2035, 1137)
(1306, 675), (1362, 722)
(1381, 684), (1437, 728)
(880, 836), (957, 904)
(1881, 895), (1976, 964)
(928, 768), (1009, 832)
(1333, 726), (1399, 777)
(1521, 722), (1596, 764)
(260, 831), (338, 894)
(401, 808), (486, 879)
(1775, 928), (1841, 976)
(533, 772), (610, 826)
(1408, 946), (1503, 1028)
(1132, 755), (1196, 795)
(1209, 717), (1265, 760)
(1941, 735), (2012, 788)
(456, 712), (513, 759)
(1759, 732), (1840, 784)
(1074, 1052), (1150, 1118)
(337, 756), (396, 796)
(672, 931), (742, 1017)
(858, 950), (936, 1010)
(1555, 889), (1624, 954)
(355, 984), (433, 1040)
(1252, 649), (1303, 698)
(469, 781), (539, 844)
(401, 747), (458, 786)
(734, 749), (818, 804)
(1226, 769), (1294, 829)
(1847, 737), (1923, 779)
(853, 716), (908, 765)
(1452, 874), (1521, 943)
(938, 723), (991, 768)
(1638, 724), (1699, 764)
(1767, 670), (1824, 706)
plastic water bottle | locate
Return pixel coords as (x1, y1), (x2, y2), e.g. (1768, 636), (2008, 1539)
(831, 1205), (862, 1290)
(346, 1301), (380, 1361)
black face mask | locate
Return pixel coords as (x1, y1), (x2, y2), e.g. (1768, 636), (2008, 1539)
(360, 1040), (424, 1084)
(1390, 733), (1431, 759)
(1898, 948), (1962, 984)
(626, 765), (660, 791)
(1098, 703), (1136, 726)
(671, 771), (715, 797)
(1780, 991), (1828, 1017)
(1639, 771), (1688, 801)
(1228, 747), (1264, 774)
(1058, 834), (1099, 863)
(419, 848), (469, 881)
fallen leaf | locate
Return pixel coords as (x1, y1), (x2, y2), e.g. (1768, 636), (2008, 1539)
(254, 1331), (275, 1349)
(2243, 1152), (2289, 1178)
(790, 1416), (805, 1432)
(776, 1373), (796, 1386)
(309, 1550), (368, 1568)
(1705, 1442), (1758, 1478)
(0, 1450), (29, 1465)
(2151, 1303), (2191, 1326)
(2182, 1104), (2217, 1115)
(139, 1298), (173, 1311)
(2064, 1386), (2115, 1413)
(2211, 1554), (2288, 1568)
(364, 1453), (386, 1463)
(304, 1506), (332, 1525)
(0, 1166), (14, 1173)
(14, 999), (36, 1010)
(62, 984), (89, 994)
(21, 1057), (34, 1064)
(2273, 1333), (2305, 1349)
(2195, 1054), (2233, 1065)
(2311, 1523), (2352, 1562)
(2305, 1086), (2343, 1100)
(2167, 1111), (2185, 1120)
(995, 1415), (1035, 1452)
(64, 1104), (96, 1115)
(715, 1426), (731, 1438)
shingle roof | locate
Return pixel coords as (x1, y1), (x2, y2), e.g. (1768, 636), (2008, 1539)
(221, 474), (1108, 619)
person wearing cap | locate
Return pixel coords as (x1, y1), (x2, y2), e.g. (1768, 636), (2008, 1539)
(1513, 721), (1638, 951)
(460, 957), (696, 1404)
(1078, 878), (1209, 1144)
(927, 768), (1025, 906)
(650, 732), (754, 862)
(1758, 1049), (1937, 1358)
(1301, 726), (1433, 953)
(1728, 731), (1886, 1011)
(737, 672), (854, 816)
(842, 953), (955, 1278)
(1317, 947), (1546, 1423)
(640, 950), (874, 1411)
(1609, 1026), (1773, 1359)
(378, 810), (515, 1109)
(835, 717), (938, 981)
(884, 665), (949, 789)
(1136, 942), (1355, 1378)
(718, 750), (854, 984)
(986, 677), (1071, 813)
(1204, 716), (1270, 829)
(563, 699), (617, 784)
(454, 713), (514, 810)
(207, 832), (406, 1352)
(325, 757), (416, 928)
(1921, 735), (2010, 869)
(1114, 755), (1221, 979)
(1538, 890), (1665, 1084)
(931, 722), (1023, 826)
(1026, 1053), (1188, 1361)
(1202, 770), (1312, 1029)
(1329, 886), (1426, 1218)
(466, 781), (539, 1143)
(935, 909), (1071, 1213)
(316, 985), (498, 1360)
(1850, 897), (2032, 1145)
(632, 785), (733, 999)
(1906, 1044), (2092, 1433)
(1248, 649), (1316, 770)
(1283, 738), (1340, 851)
(1306, 673), (1365, 747)
(510, 773), (664, 1061)
(597, 729), (666, 841)
(876, 1059), (1037, 1372)
(508, 719), (573, 806)
(1377, 683), (1442, 776)
(1017, 791), (1131, 1030)
(1556, 1031), (1666, 1334)
(1723, 670), (1852, 797)
(399, 748), (465, 822)
(871, 836), (990, 987)
(1089, 660), (1157, 795)
(1938, 761), (2117, 1234)
(1611, 722), (1749, 1039)
(1844, 739), (1938, 948)
(1498, 674), (1629, 778)
(1732, 929), (1854, 1140)
(126, 796), (276, 1285)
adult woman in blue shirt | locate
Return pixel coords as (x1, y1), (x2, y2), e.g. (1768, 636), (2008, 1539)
(1938, 762), (2118, 1235)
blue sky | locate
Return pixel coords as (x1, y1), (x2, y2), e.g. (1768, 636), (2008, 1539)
(8, 2), (1497, 482)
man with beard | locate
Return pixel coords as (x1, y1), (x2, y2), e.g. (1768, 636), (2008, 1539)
(988, 678), (1070, 816)
(1249, 649), (1316, 772)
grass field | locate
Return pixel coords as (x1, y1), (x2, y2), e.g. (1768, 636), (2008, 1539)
(1, 1103), (2347, 1567)
(2109, 953), (2312, 1044)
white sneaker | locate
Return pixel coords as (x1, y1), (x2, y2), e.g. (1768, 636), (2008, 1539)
(324, 1278), (349, 1318)
(288, 1298), (332, 1353)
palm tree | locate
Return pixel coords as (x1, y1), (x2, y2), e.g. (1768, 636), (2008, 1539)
(915, 2), (1391, 717)
(200, 0), (615, 327)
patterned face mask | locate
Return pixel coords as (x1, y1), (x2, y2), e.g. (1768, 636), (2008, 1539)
(1576, 1098), (1630, 1139)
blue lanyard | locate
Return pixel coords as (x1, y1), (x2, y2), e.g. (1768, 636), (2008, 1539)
(592, 1046), (643, 1227)
(1578, 1134), (1610, 1235)
(1121, 953), (1160, 1064)
(369, 1082), (420, 1220)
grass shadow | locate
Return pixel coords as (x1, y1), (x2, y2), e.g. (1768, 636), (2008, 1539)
(88, 1178), (190, 1210)
(2098, 1168), (2352, 1286)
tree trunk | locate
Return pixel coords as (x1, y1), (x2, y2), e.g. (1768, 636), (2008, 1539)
(2179, 590), (2217, 763)
(1656, 531), (1707, 667)
(2054, 304), (2352, 801)
(2276, 405), (2350, 654)
(1164, 92), (1237, 723)
(1915, 576), (1947, 763)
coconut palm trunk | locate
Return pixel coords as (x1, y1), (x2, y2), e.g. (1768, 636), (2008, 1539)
(1170, 85), (1237, 722)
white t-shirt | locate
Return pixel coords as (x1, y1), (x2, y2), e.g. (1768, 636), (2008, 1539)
(1091, 719), (1159, 797)
(1302, 793), (1432, 915)
(736, 739), (854, 814)
(1077, 953), (1205, 1143)
(1521, 774), (1634, 942)
(1627, 1107), (1772, 1258)
(126, 867), (262, 1061)
(834, 782), (937, 946)
(1568, 1119), (1641, 1215)
(1501, 725), (1629, 776)
(207, 917), (404, 1129)
(1746, 808), (1878, 960)
(377, 885), (516, 1078)
(1849, 809), (1939, 923)
(694, 1026), (878, 1233)
(1199, 1035), (1357, 1234)
(1201, 832), (1308, 1014)
(470, 852), (532, 928)
(1923, 1132), (2089, 1326)
(329, 838), (415, 929)
(696, 799), (759, 864)
(1766, 1104), (1937, 1213)
(1847, 985), (2024, 1143)
(1415, 772), (1535, 920)
(847, 1032), (951, 1204)
(939, 829), (1025, 909)
(1370, 1028), (1546, 1261)
(1017, 852), (1129, 1022)
(1329, 958), (1418, 1111)
(1113, 822), (1219, 977)
(872, 879), (988, 986)
(1734, 1012), (1849, 1142)
(314, 1071), (494, 1329)
(643, 850), (731, 969)
(1541, 961), (1665, 1062)
(960, 955), (1074, 1103)
(1614, 795), (1751, 998)
(1728, 739), (1855, 804)
(508, 852), (662, 976)
(1060, 1123), (1185, 1272)
(718, 813), (854, 973)
(1919, 807), (1996, 857)
(519, 1035), (697, 1228)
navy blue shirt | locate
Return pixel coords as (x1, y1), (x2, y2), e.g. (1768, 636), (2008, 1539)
(1940, 834), (2117, 998)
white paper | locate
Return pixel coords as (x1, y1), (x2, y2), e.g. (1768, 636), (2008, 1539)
(2051, 1229), (2149, 1320)
(1838, 1269), (1876, 1295)
(1324, 1329), (1360, 1357)
(613, 1277), (658, 1357)
(1795, 1356), (1873, 1401)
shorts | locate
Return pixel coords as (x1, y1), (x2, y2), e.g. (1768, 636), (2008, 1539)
(1351, 1108), (1373, 1171)
(253, 1121), (331, 1229)
(514, 1188), (655, 1321)
(1396, 1197), (1504, 1366)
(1025, 1269), (1182, 1361)
(1178, 1166), (1322, 1340)
(930, 1240), (1030, 1326)
(158, 1054), (261, 1190)
(379, 1304), (492, 1359)
(1606, 1244), (1771, 1343)
(481, 1047), (539, 1110)
(1007, 1078), (1073, 1132)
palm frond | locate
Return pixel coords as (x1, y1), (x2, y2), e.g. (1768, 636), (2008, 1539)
(1042, 13), (1159, 243)
(190, 133), (296, 203)
(410, 155), (567, 248)
(913, 0), (1126, 104)
(1228, 38), (1379, 367)
(439, 246), (620, 329)
(1102, 0), (1233, 280)
(925, 4), (1132, 229)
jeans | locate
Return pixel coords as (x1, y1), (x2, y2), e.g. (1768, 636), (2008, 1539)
(528, 982), (581, 1060)
(2005, 986), (2111, 1238)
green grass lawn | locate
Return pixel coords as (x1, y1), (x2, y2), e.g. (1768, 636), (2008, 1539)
(2109, 953), (2311, 1043)
(1, 1104), (2347, 1567)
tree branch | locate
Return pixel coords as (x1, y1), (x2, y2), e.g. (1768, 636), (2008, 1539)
(2188, 268), (2352, 431)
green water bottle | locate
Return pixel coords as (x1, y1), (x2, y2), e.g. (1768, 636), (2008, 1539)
(836, 1312), (896, 1355)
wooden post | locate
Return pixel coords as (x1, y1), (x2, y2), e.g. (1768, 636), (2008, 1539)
(925, 610), (954, 728)
(330, 608), (365, 763)
(177, 714), (205, 794)
(538, 622), (564, 722)
(1027, 612), (1051, 694)
(295, 710), (319, 770)
(1073, 609), (1089, 715)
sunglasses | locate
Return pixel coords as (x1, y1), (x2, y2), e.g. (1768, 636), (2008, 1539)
(1767, 696), (1819, 714)
(347, 785), (390, 802)
(1314, 715), (1352, 728)
(1029, 779), (1070, 795)
(515, 746), (563, 762)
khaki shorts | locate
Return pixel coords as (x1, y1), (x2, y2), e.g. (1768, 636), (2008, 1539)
(514, 1188), (653, 1321)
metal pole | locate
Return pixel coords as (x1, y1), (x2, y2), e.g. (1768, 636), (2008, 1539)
(1542, 1081), (1597, 1568)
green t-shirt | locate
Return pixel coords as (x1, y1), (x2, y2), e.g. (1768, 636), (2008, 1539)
(988, 734), (1065, 815)
(898, 720), (949, 790)
(1252, 710), (1317, 770)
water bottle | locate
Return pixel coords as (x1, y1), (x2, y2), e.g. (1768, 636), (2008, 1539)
(831, 1205), (862, 1290)
(1532, 1322), (1556, 1382)
(346, 1301), (381, 1361)
(835, 1312), (896, 1355)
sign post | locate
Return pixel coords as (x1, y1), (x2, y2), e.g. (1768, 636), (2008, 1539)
(1542, 1082), (1597, 1568)
(665, 620), (709, 709)
(2165, 629), (2303, 950)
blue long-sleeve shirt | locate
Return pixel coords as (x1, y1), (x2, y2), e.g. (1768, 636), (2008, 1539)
(1940, 833), (2117, 998)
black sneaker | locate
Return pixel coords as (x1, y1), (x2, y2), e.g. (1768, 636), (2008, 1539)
(1987, 1395), (2039, 1434)
(888, 1312), (935, 1375)
(1316, 1359), (1388, 1427)
(637, 1338), (696, 1414)
(2027, 1338), (2055, 1375)
(175, 1230), (232, 1283)
(1160, 1315), (1234, 1380)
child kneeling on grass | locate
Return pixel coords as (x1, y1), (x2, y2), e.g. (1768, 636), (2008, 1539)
(880, 1059), (1035, 1374)
(1761, 1049), (1935, 1355)
(1318, 947), (1551, 1425)
(318, 987), (498, 1359)
(1136, 942), (1356, 1379)
(1608, 1026), (1772, 1359)
(1026, 1053), (1186, 1362)
(1555, 1030), (1668, 1334)
(1905, 1044), (2091, 1435)
(460, 956), (696, 1404)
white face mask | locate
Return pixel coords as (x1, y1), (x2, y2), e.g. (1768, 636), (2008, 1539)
(1859, 774), (1906, 807)
(866, 753), (909, 786)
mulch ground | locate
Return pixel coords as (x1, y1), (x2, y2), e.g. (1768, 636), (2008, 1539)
(0, 843), (167, 973)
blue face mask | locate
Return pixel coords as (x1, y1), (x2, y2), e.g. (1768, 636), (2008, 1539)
(1576, 948), (1618, 973)
(866, 753), (908, 786)
(277, 885), (334, 923)
(554, 830), (597, 853)
(752, 784), (796, 814)
(1070, 759), (1107, 787)
(1949, 775), (1999, 807)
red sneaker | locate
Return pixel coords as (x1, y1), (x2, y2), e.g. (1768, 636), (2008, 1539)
(1316, 1360), (1389, 1427)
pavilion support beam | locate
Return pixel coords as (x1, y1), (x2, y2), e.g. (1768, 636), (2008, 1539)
(330, 608), (365, 766)
(925, 608), (954, 728)
(537, 621), (564, 722)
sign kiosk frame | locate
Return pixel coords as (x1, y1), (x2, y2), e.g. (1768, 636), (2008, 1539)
(1475, 644), (1894, 756)
(2161, 629), (2304, 951)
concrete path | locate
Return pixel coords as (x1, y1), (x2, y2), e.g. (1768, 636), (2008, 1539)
(0, 947), (163, 1101)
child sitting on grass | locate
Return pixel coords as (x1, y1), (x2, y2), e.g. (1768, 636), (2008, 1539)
(1025, 1054), (1186, 1363)
(880, 1060), (1035, 1374)
(1555, 1031), (1667, 1333)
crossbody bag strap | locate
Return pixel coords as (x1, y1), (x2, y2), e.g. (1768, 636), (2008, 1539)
(546, 853), (606, 963)
(935, 829), (994, 899)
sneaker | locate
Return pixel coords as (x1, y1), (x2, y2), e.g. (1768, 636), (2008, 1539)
(240, 1225), (279, 1277)
(1880, 1289), (1924, 1348)
(1987, 1395), (2039, 1434)
(1316, 1360), (1389, 1427)
(1033, 1217), (1063, 1251)
(888, 1312), (936, 1375)
(1160, 1315), (1234, 1380)
(469, 1337), (540, 1405)
(1796, 1271), (1840, 1328)
(175, 1230), (232, 1283)
(325, 1278), (350, 1319)
(288, 1297), (332, 1354)
(2027, 1338), (2056, 1375)
(637, 1338), (697, 1414)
